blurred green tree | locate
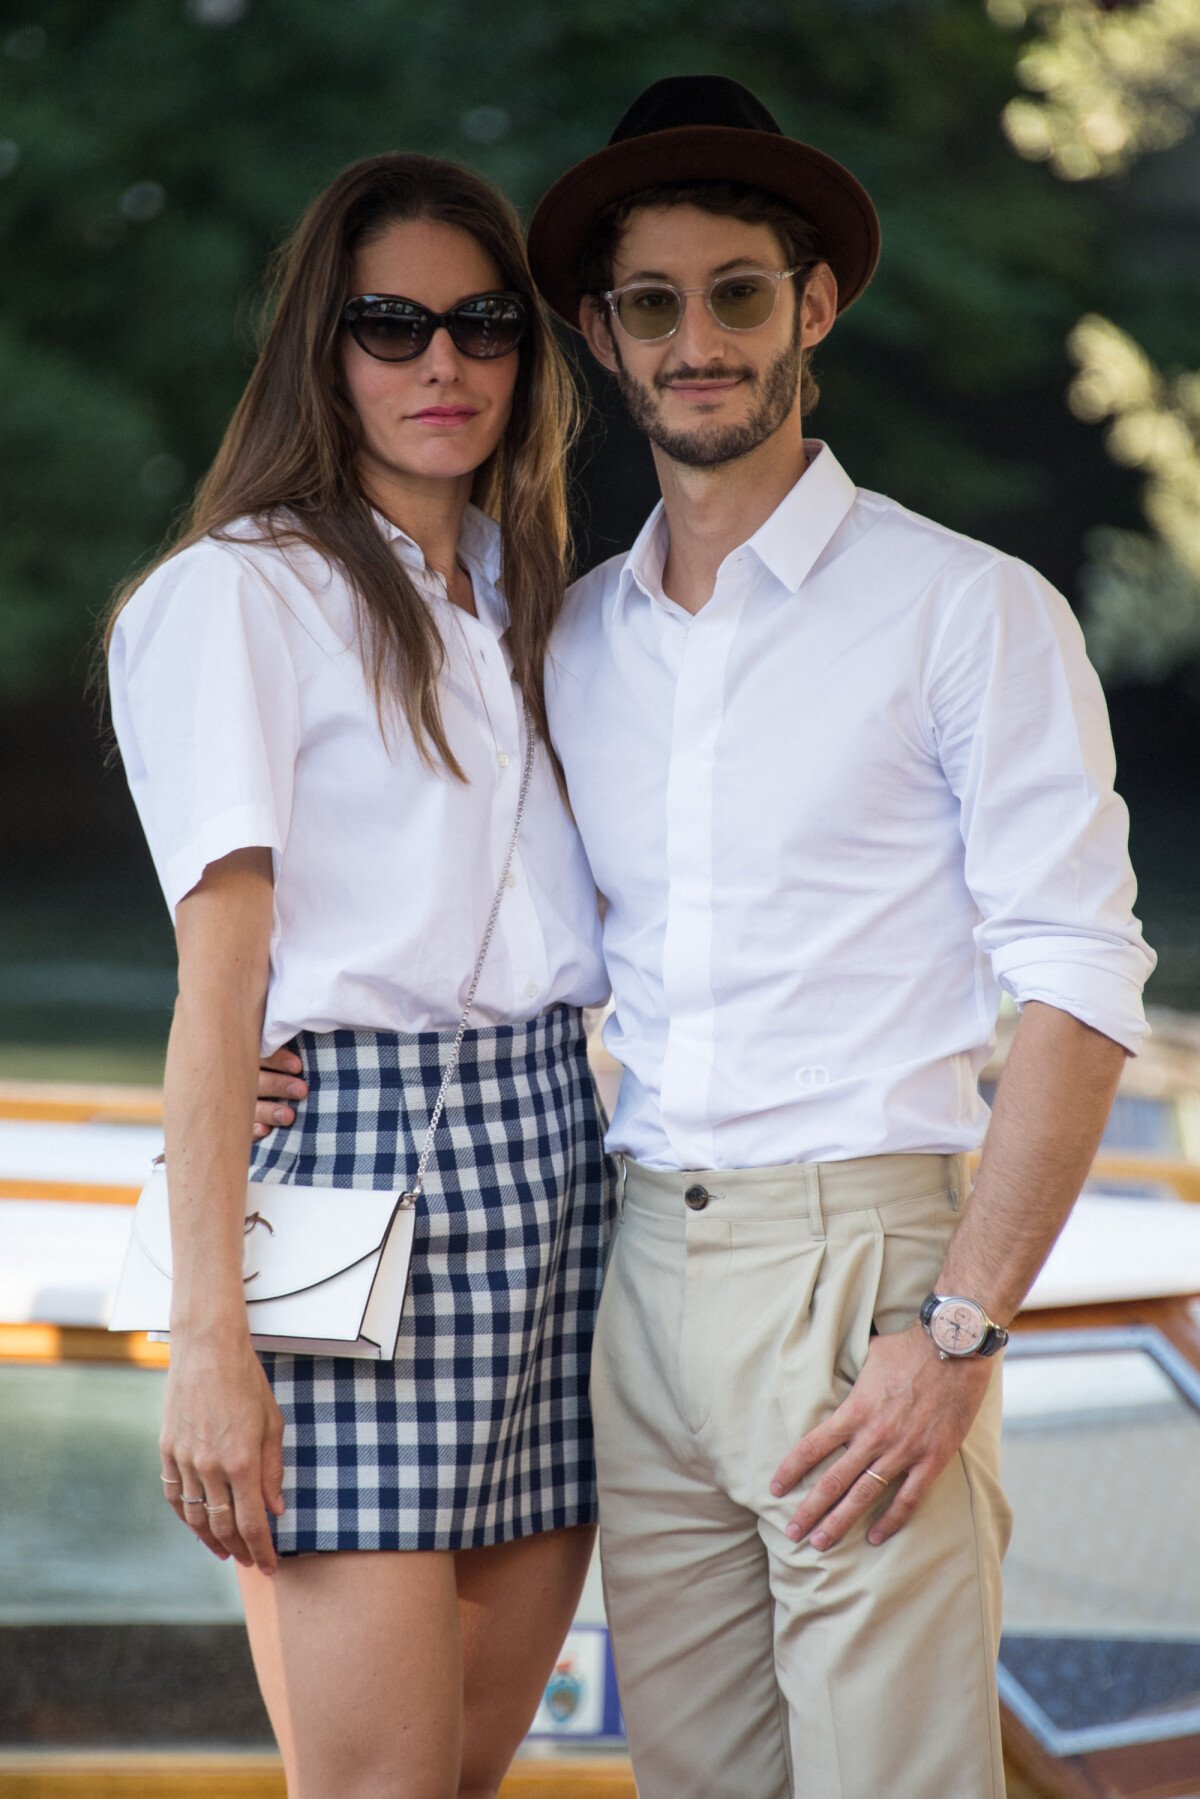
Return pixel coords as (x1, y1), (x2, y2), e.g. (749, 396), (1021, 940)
(0, 0), (1170, 697)
(1066, 313), (1200, 684)
(993, 0), (1200, 179)
(988, 0), (1200, 691)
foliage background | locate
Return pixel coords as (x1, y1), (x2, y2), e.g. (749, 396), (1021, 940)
(2, 0), (1198, 1074)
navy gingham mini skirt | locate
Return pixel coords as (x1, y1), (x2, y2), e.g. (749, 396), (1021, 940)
(249, 1005), (611, 1554)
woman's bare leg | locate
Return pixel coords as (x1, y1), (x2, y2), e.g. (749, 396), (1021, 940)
(239, 1549), (462, 1799)
(455, 1524), (596, 1799)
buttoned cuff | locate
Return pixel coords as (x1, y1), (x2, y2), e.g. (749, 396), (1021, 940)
(991, 936), (1154, 1055)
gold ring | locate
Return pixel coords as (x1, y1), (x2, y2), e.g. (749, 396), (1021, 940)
(203, 1503), (232, 1516)
(160, 1474), (182, 1487)
(863, 1467), (890, 1489)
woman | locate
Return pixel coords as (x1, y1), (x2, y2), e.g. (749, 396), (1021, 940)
(105, 152), (610, 1799)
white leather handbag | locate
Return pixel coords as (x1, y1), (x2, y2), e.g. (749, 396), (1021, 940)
(108, 709), (535, 1362)
(108, 1165), (416, 1358)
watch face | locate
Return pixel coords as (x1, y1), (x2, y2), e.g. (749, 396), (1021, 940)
(930, 1299), (986, 1356)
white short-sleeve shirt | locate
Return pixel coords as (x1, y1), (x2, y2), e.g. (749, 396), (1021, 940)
(109, 506), (608, 1050)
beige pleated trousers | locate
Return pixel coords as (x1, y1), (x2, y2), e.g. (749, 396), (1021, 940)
(591, 1153), (1012, 1799)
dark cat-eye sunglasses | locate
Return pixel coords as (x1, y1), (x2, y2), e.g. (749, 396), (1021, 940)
(342, 291), (527, 363)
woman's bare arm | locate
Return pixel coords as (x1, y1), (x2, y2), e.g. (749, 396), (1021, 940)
(160, 846), (284, 1573)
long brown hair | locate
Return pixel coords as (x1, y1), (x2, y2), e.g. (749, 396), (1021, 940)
(104, 152), (580, 778)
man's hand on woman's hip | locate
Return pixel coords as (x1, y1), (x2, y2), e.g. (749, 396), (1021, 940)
(253, 1046), (308, 1139)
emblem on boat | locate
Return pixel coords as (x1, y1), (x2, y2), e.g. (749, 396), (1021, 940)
(544, 1656), (585, 1723)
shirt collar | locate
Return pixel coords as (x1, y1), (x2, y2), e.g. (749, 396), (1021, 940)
(744, 441), (859, 592)
(616, 498), (670, 612)
(374, 502), (508, 630)
(614, 440), (859, 614)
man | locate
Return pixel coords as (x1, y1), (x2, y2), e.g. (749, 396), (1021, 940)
(256, 76), (1152, 1797)
(523, 76), (1154, 1798)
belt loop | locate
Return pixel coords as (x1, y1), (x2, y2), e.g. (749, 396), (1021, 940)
(805, 1163), (826, 1241)
(948, 1152), (966, 1214)
(614, 1154), (628, 1220)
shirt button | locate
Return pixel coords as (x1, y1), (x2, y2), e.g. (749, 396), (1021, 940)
(505, 870), (517, 888)
(525, 980), (539, 999)
(497, 751), (511, 768)
(684, 1184), (710, 1211)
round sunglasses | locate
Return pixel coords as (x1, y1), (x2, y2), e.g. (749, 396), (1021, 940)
(601, 267), (804, 342)
(343, 291), (527, 363)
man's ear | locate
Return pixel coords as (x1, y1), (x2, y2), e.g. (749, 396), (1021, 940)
(578, 295), (620, 374)
(800, 262), (838, 352)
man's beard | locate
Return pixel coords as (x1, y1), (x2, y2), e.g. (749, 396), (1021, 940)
(611, 318), (802, 469)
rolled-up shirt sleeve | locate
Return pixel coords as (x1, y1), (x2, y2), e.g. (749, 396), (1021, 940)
(926, 555), (1155, 1053)
(108, 539), (301, 917)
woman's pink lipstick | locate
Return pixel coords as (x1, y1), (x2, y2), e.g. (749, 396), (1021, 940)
(410, 405), (479, 426)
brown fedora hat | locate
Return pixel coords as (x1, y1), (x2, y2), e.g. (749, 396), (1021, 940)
(527, 75), (881, 330)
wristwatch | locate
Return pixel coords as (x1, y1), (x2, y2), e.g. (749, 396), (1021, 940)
(919, 1293), (1009, 1360)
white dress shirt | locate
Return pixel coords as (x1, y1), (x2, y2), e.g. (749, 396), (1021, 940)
(546, 442), (1155, 1172)
(110, 505), (608, 1052)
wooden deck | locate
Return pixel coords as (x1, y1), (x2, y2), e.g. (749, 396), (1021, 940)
(0, 1754), (637, 1797)
(0, 1748), (1054, 1796)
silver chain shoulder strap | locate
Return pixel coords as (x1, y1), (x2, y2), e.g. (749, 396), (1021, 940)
(400, 702), (537, 1210)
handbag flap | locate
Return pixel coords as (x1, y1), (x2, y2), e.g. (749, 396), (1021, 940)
(131, 1166), (407, 1302)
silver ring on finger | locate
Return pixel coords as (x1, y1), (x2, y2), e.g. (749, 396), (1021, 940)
(180, 1493), (206, 1506)
(862, 1467), (890, 1490)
